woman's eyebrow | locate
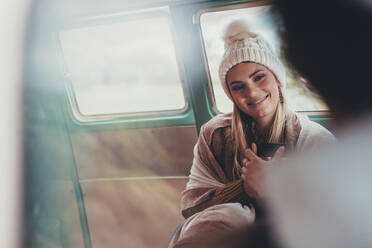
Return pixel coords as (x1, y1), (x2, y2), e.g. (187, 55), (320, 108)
(249, 69), (263, 78)
(229, 69), (264, 85)
(230, 81), (244, 85)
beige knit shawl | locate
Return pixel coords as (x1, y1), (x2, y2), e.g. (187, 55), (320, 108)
(181, 111), (335, 213)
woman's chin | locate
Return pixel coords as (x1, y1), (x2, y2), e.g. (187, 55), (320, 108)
(251, 109), (275, 121)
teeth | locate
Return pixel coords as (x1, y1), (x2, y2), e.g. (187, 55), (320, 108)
(250, 95), (267, 105)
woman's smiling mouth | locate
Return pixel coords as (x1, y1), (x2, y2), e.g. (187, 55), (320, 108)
(247, 95), (269, 106)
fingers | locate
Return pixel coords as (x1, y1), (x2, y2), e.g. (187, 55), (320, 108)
(273, 146), (285, 161)
(241, 174), (246, 181)
(241, 167), (247, 180)
(244, 148), (259, 162)
(251, 142), (257, 154)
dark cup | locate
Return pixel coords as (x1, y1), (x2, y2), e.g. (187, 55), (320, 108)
(256, 143), (285, 160)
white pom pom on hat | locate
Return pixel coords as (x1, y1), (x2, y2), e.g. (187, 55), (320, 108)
(218, 19), (286, 100)
(222, 19), (258, 49)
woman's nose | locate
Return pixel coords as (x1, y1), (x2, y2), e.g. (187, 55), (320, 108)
(244, 84), (260, 98)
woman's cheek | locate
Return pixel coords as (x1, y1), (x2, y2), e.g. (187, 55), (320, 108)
(231, 93), (241, 103)
(237, 97), (246, 106)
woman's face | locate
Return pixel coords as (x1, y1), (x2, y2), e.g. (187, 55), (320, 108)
(226, 62), (280, 122)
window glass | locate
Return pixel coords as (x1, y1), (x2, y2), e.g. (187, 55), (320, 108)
(200, 6), (328, 113)
(59, 9), (185, 116)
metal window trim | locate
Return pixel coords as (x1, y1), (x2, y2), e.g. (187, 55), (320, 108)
(193, 1), (270, 24)
(57, 6), (171, 29)
(296, 110), (332, 116)
(57, 6), (191, 123)
(64, 77), (190, 123)
(195, 1), (330, 116)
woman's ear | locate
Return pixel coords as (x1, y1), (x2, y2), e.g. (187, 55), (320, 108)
(277, 85), (284, 104)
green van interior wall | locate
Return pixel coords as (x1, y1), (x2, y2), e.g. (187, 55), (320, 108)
(24, 85), (87, 248)
(24, 4), (88, 247)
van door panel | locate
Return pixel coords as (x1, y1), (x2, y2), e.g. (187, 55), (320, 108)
(69, 125), (197, 247)
(71, 126), (197, 179)
(81, 179), (187, 248)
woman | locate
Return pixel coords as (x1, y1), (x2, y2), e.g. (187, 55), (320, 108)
(169, 20), (335, 248)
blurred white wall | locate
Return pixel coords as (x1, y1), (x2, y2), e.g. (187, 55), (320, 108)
(0, 0), (30, 247)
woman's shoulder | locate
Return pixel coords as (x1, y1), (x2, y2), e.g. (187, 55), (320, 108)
(202, 113), (232, 131)
(296, 113), (336, 150)
(199, 113), (232, 143)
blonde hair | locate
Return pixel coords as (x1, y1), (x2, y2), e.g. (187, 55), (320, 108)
(231, 84), (287, 179)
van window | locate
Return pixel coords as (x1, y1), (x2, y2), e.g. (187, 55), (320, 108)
(200, 5), (328, 113)
(59, 9), (186, 117)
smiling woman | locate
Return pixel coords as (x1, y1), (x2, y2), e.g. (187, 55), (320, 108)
(169, 19), (335, 248)
(226, 63), (281, 131)
(200, 5), (328, 113)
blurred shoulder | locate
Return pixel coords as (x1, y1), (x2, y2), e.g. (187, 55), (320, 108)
(296, 113), (336, 150)
(266, 117), (372, 248)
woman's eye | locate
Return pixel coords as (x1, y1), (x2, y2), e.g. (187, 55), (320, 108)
(231, 85), (244, 91)
(253, 74), (265, 82)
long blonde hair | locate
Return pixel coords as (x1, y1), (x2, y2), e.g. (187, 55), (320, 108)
(231, 84), (287, 179)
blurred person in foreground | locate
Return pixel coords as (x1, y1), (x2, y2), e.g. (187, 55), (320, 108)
(265, 0), (372, 247)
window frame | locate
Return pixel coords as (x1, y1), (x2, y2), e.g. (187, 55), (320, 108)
(57, 6), (190, 123)
(195, 1), (331, 117)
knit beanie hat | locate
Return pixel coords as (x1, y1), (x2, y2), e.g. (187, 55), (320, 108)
(218, 20), (286, 100)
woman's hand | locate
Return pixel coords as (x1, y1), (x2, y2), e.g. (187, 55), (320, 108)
(241, 143), (284, 198)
